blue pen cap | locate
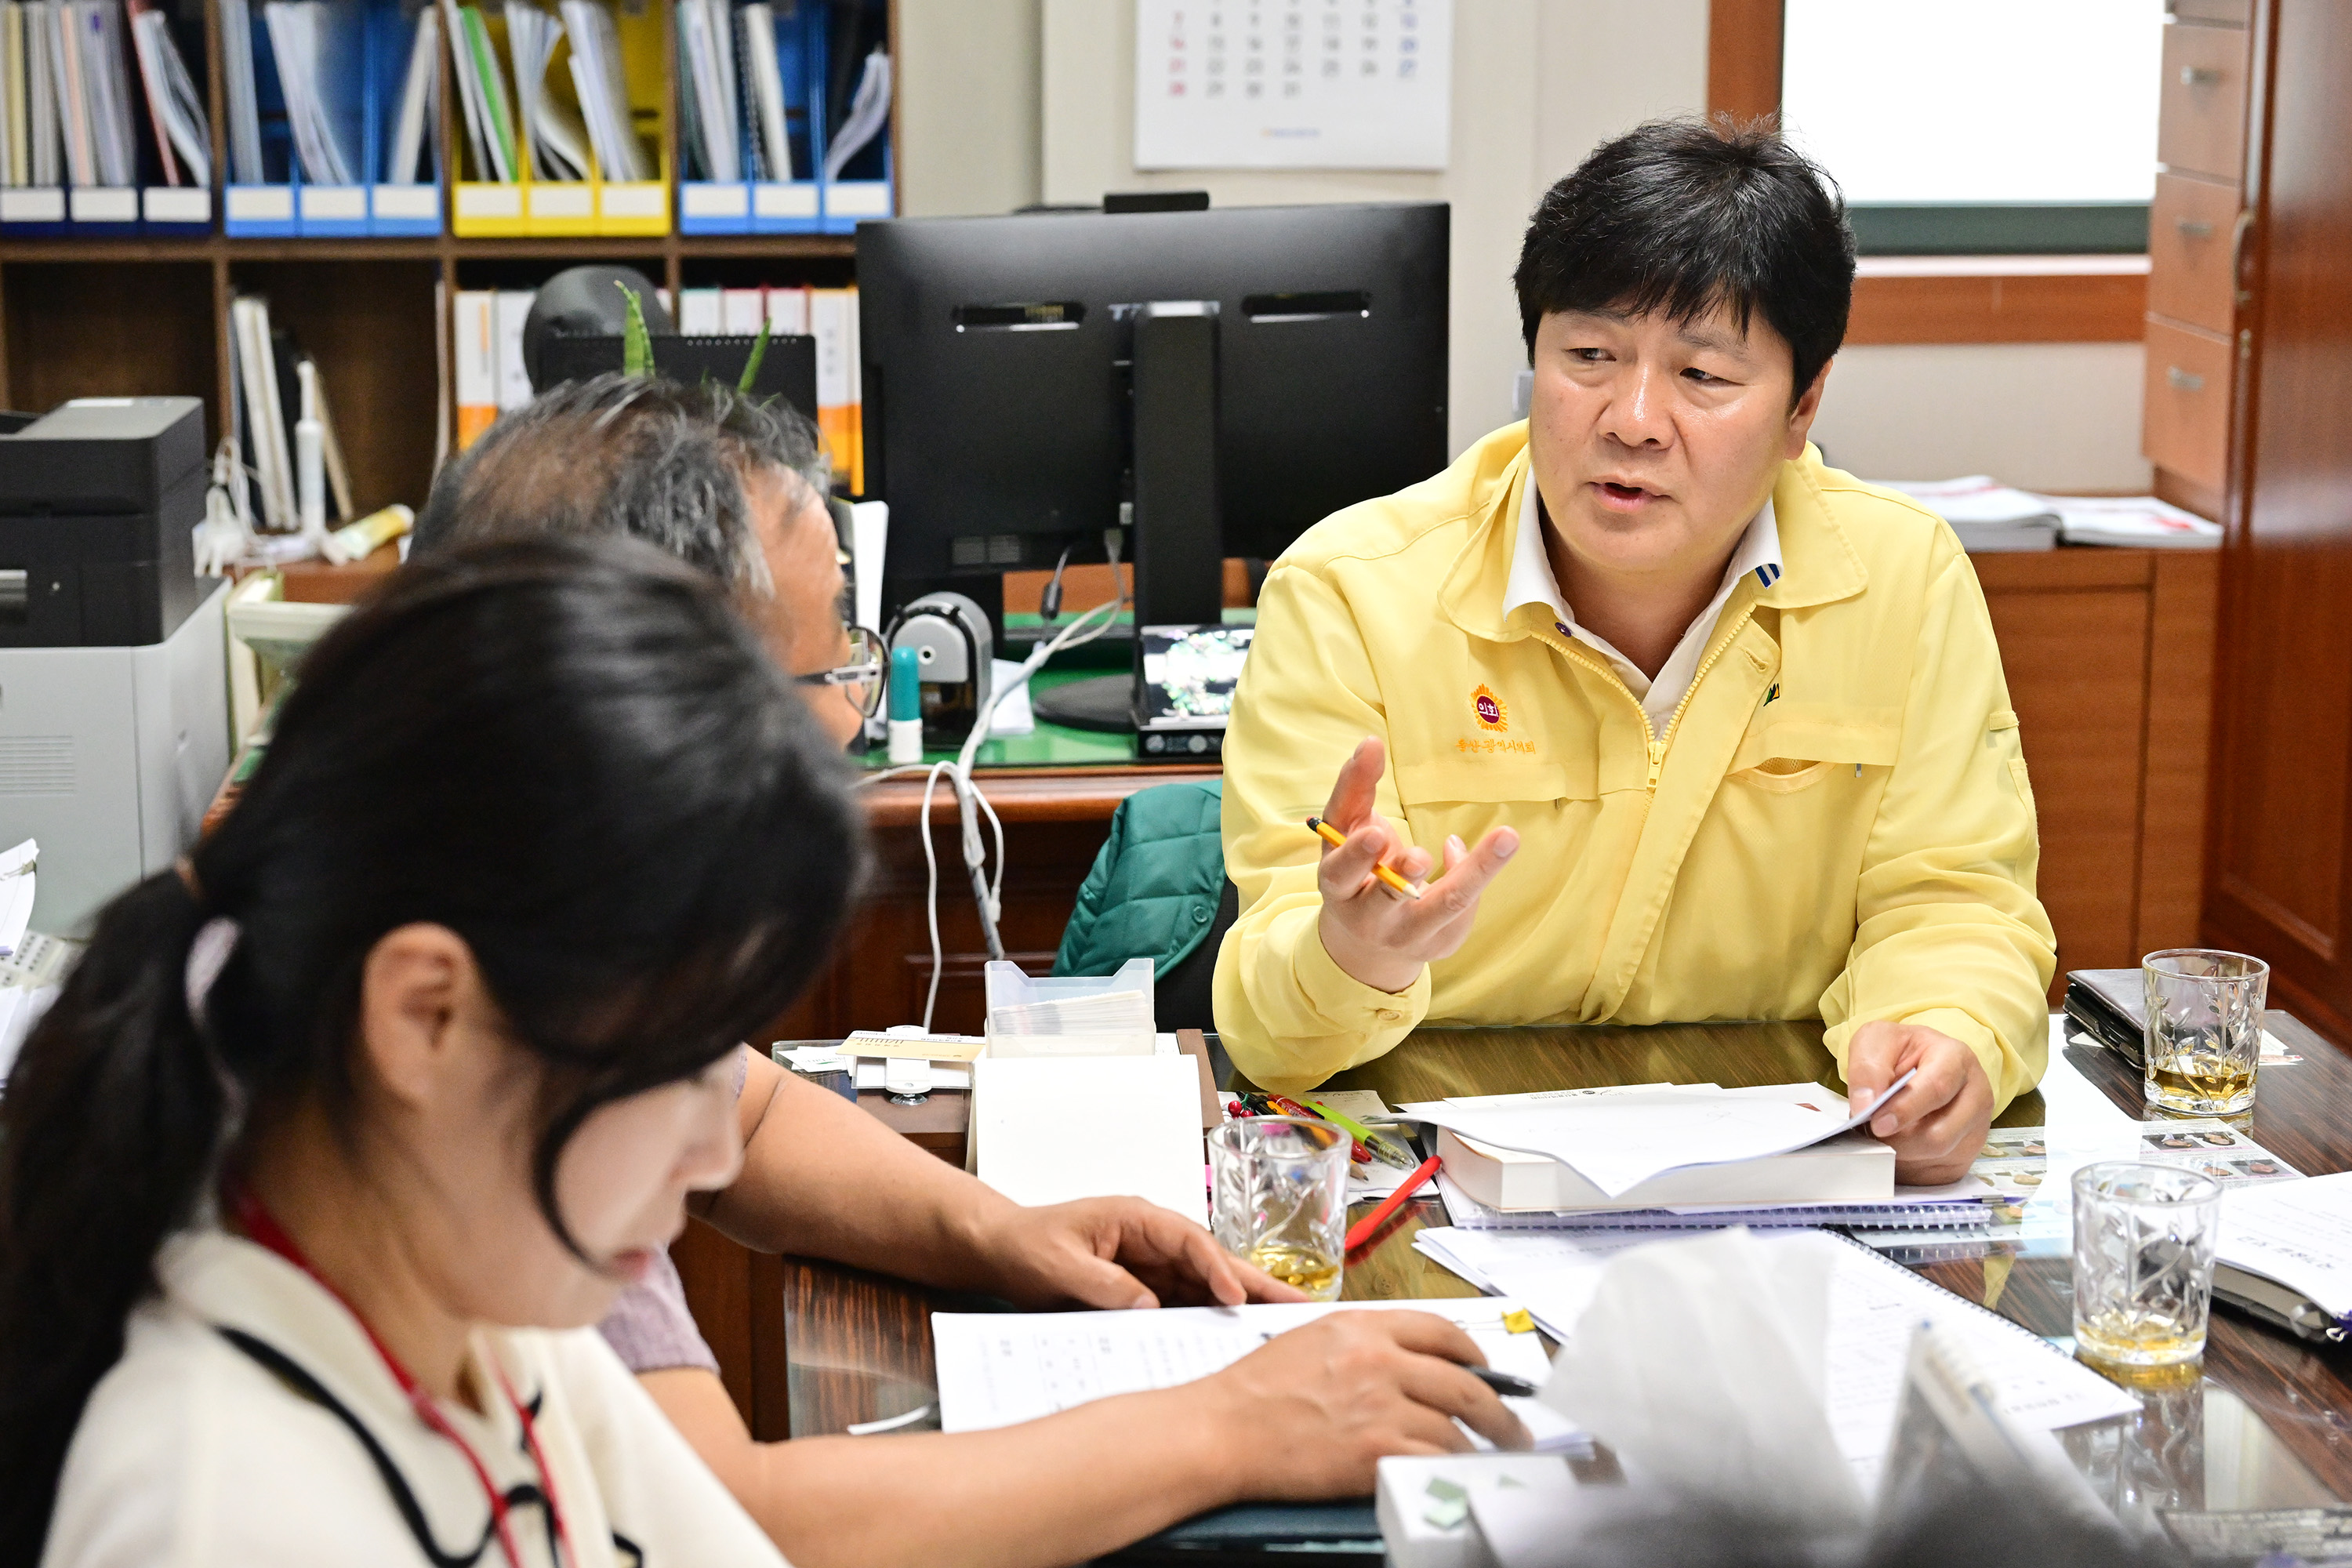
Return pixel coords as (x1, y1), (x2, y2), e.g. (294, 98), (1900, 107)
(889, 644), (922, 723)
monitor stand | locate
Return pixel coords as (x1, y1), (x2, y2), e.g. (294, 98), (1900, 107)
(1032, 300), (1223, 735)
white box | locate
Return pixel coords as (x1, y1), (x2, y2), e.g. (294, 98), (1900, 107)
(1376, 1454), (1574, 1568)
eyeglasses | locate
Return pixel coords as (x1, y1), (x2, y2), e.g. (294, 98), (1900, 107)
(796, 626), (887, 719)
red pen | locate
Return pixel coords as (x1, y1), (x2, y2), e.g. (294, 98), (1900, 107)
(1345, 1155), (1442, 1254)
(1265, 1093), (1373, 1163)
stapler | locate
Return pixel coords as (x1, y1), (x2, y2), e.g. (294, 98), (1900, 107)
(886, 591), (994, 747)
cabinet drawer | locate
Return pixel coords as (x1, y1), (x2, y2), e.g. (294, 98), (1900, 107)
(2142, 320), (2234, 493)
(2149, 172), (2240, 335)
(2160, 23), (2249, 180)
(2169, 0), (2250, 21)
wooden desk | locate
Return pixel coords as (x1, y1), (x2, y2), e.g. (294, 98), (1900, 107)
(780, 1017), (2352, 1540)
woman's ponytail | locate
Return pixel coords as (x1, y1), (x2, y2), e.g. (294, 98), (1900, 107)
(0, 869), (232, 1562)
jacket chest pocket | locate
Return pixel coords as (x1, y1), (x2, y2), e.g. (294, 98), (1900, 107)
(1724, 709), (1900, 796)
(1394, 754), (1598, 807)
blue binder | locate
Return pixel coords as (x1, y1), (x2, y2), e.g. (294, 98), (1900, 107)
(365, 0), (440, 234)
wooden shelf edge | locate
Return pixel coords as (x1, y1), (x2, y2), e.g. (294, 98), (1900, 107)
(1848, 268), (2148, 345)
(0, 233), (857, 265)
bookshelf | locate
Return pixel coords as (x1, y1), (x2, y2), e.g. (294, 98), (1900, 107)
(0, 0), (891, 517)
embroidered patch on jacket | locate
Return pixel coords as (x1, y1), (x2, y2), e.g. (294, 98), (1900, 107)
(1763, 682), (1780, 706)
(1472, 684), (1508, 732)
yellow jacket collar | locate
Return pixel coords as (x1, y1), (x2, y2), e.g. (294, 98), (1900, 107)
(1436, 426), (1867, 641)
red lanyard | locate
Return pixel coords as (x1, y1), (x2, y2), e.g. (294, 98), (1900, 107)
(230, 1184), (572, 1568)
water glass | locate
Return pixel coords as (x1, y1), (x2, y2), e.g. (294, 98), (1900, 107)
(2143, 949), (2269, 1116)
(1208, 1118), (1350, 1301)
(2072, 1161), (2222, 1371)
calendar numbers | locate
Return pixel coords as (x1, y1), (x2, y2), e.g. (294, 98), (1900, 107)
(1137, 0), (1451, 169)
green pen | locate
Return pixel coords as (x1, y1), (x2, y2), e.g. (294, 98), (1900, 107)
(1302, 1097), (1417, 1171)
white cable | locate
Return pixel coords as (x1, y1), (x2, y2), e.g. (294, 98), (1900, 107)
(916, 760), (953, 1033)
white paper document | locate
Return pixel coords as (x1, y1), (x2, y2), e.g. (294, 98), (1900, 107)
(1410, 1227), (2136, 1492)
(970, 1053), (1205, 1225)
(2219, 1171), (2352, 1320)
(932, 1298), (1557, 1437)
(1402, 1073), (1911, 1200)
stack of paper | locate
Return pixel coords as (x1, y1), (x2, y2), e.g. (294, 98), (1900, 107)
(969, 1052), (1207, 1225)
(381, 5), (434, 183)
(0, 928), (74, 1089)
(0, 840), (35, 957)
(261, 1), (359, 186)
(983, 957), (1155, 1058)
(13, 0), (140, 188)
(503, 2), (588, 181)
(1875, 477), (2061, 553)
(1433, 1172), (1991, 1234)
(931, 1298), (1583, 1452)
(2213, 1171), (2352, 1338)
(125, 0), (207, 185)
(2036, 492), (2223, 549)
(558, 0), (647, 181)
(441, 0), (516, 182)
(673, 0), (737, 183)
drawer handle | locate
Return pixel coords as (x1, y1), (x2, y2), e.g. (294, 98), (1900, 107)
(2176, 218), (2216, 238)
(2180, 65), (2223, 86)
(2168, 366), (2207, 392)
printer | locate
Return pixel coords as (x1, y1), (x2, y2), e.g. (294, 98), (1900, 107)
(0, 397), (229, 932)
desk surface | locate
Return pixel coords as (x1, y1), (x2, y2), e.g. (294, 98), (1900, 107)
(781, 1018), (2352, 1533)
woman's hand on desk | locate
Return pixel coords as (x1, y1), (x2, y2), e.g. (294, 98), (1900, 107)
(1194, 1312), (1531, 1497)
(1316, 736), (1519, 994)
(1845, 1021), (1996, 1185)
(974, 1197), (1310, 1310)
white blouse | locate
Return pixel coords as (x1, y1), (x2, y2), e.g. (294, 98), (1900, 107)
(43, 1229), (788, 1568)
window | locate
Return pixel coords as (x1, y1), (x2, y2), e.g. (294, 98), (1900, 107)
(1779, 0), (2164, 254)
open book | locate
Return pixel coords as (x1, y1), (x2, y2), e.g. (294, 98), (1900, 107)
(1398, 1075), (1911, 1204)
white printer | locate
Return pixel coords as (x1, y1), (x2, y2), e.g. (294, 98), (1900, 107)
(0, 397), (229, 933)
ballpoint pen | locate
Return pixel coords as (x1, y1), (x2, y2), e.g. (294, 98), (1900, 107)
(1264, 1093), (1374, 1163)
(1305, 815), (1423, 901)
(1302, 1096), (1418, 1171)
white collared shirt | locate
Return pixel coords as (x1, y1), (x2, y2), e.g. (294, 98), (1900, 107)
(1504, 474), (1783, 732)
(45, 1229), (789, 1568)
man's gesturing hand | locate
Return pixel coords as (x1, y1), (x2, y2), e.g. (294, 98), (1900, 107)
(1844, 1021), (1996, 1185)
(1315, 735), (1517, 993)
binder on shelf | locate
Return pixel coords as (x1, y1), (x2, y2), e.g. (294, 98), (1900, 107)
(126, 0), (214, 232)
(816, 3), (887, 233)
(746, 0), (814, 232)
(1, 0), (157, 235)
(561, 0), (665, 234)
(445, 0), (521, 234)
(507, 0), (590, 234)
(366, 0), (437, 234)
(220, 0), (296, 234)
(265, 0), (368, 236)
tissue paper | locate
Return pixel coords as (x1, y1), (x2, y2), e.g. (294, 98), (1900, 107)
(1539, 1228), (1868, 1533)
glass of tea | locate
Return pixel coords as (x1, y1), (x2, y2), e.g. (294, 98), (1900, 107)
(2142, 949), (2269, 1116)
(1208, 1117), (1350, 1301)
(2071, 1161), (2222, 1372)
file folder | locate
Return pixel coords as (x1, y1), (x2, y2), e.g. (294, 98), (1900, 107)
(446, 0), (522, 234)
(586, 0), (665, 233)
(127, 0), (212, 233)
(747, 0), (815, 233)
(365, 0), (437, 234)
(816, 1), (887, 233)
(220, 0), (298, 234)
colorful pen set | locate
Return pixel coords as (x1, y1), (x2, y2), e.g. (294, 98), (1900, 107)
(1225, 1092), (1417, 1171)
(1305, 816), (1423, 902)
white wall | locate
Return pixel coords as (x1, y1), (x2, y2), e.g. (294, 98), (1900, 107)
(893, 1), (2151, 489)
(1811, 343), (2152, 492)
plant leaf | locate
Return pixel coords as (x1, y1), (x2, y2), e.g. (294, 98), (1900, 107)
(739, 316), (772, 394)
(620, 281), (654, 377)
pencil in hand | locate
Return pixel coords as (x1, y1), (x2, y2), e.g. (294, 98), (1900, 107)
(1306, 815), (1423, 902)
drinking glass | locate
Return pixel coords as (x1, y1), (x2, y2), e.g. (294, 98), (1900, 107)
(1208, 1118), (1350, 1301)
(2072, 1161), (2222, 1371)
(2143, 949), (2269, 1116)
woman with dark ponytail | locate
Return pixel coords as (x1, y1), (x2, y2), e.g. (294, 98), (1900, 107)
(0, 535), (862, 1567)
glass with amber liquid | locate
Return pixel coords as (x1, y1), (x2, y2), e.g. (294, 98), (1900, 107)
(2143, 949), (2268, 1116)
(2072, 1162), (2221, 1373)
(1209, 1118), (1349, 1301)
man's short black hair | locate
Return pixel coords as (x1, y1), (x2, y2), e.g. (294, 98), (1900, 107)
(1515, 117), (1855, 401)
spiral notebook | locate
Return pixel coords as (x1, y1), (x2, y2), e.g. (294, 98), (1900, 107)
(1435, 1171), (1992, 1233)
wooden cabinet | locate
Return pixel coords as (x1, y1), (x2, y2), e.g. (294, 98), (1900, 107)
(1979, 550), (2219, 997)
(2201, 0), (2352, 1044)
(2143, 10), (2255, 518)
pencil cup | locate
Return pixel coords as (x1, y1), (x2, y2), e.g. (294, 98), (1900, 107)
(1209, 1118), (1349, 1301)
(2071, 1161), (2221, 1374)
(2143, 949), (2267, 1117)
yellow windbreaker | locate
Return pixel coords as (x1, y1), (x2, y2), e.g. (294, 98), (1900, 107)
(1212, 423), (2056, 1104)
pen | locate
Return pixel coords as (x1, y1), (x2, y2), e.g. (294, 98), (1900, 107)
(1305, 816), (1423, 902)
(1465, 1365), (1540, 1399)
(1303, 1096), (1419, 1171)
(1264, 1093), (1374, 1163)
(1343, 1152), (1442, 1253)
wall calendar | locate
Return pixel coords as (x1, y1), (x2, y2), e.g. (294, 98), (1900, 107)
(1133, 0), (1453, 171)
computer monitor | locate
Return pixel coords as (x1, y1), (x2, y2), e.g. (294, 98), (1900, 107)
(858, 201), (1449, 638)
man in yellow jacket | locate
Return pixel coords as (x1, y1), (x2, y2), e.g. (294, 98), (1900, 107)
(1213, 118), (2056, 1183)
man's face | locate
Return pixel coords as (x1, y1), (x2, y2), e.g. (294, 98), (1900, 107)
(743, 467), (865, 748)
(1526, 299), (1827, 588)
